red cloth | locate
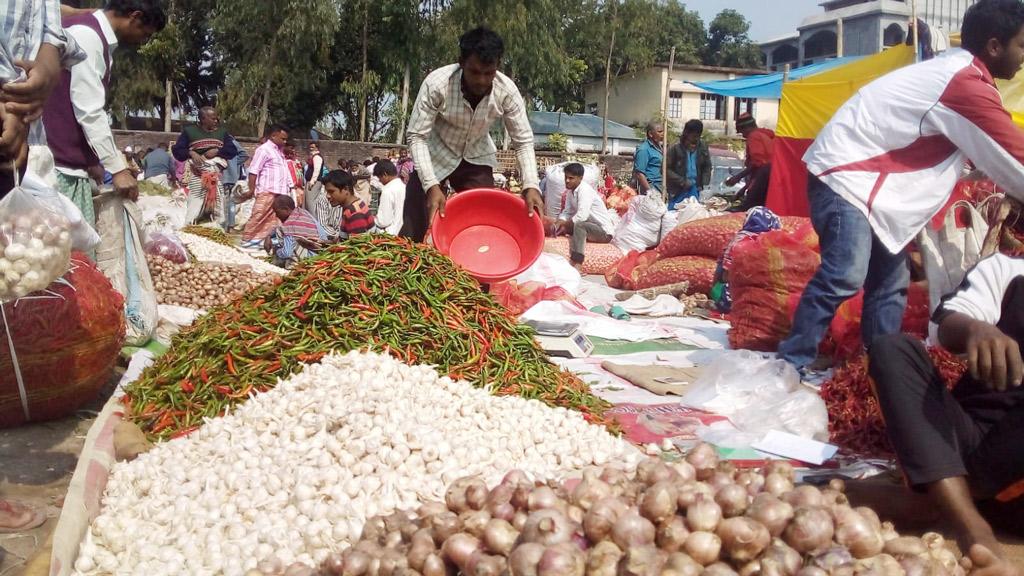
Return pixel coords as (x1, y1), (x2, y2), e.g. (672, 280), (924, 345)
(745, 128), (776, 169)
(341, 198), (376, 235)
(765, 137), (814, 217)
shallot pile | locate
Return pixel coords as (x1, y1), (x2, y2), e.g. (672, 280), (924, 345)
(74, 351), (640, 575)
(148, 255), (274, 309)
(286, 445), (965, 576)
(178, 231), (286, 275)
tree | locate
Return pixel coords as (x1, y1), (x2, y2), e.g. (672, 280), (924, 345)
(704, 9), (765, 69)
(651, 0), (705, 65)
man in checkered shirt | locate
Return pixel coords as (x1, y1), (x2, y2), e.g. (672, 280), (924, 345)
(401, 26), (544, 241)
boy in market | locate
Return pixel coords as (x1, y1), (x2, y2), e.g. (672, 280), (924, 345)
(554, 163), (615, 271)
(778, 0), (1024, 376)
(869, 252), (1024, 576)
(264, 195), (325, 268)
(324, 170), (375, 238)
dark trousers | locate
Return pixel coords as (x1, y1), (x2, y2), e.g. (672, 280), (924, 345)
(400, 160), (494, 242)
(868, 334), (1024, 535)
(730, 165), (772, 213)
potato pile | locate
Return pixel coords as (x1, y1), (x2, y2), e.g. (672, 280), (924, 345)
(148, 255), (273, 310)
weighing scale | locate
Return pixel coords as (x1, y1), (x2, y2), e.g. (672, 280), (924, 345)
(524, 320), (594, 358)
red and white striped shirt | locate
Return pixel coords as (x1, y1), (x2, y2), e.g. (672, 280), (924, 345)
(804, 48), (1024, 253)
(249, 140), (292, 196)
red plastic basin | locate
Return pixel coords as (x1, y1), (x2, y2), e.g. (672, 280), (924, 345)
(432, 188), (544, 283)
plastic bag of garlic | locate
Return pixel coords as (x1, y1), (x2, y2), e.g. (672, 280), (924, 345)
(177, 231), (286, 276)
(74, 351), (641, 575)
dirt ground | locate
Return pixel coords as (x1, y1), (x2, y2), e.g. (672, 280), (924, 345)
(0, 368), (123, 576)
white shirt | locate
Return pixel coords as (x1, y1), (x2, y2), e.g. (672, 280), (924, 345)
(805, 49), (1024, 254)
(375, 178), (406, 236)
(559, 181), (615, 236)
(407, 64), (539, 192)
(57, 10), (125, 178)
(937, 254), (1024, 327)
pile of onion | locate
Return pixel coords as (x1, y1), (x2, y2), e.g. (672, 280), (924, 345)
(242, 444), (968, 576)
(148, 255), (273, 310)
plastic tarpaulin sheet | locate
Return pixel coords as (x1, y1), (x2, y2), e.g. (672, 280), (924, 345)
(766, 45), (916, 216)
(685, 57), (859, 99)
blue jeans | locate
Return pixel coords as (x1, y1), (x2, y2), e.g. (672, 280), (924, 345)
(777, 176), (909, 369)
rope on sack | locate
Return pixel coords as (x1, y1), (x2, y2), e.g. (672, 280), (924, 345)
(2, 162), (29, 420)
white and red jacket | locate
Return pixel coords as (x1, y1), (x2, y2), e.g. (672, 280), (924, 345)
(804, 48), (1024, 254)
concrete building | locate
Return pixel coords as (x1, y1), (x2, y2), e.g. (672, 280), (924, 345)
(583, 63), (781, 139)
(528, 112), (643, 155)
(761, 0), (972, 71)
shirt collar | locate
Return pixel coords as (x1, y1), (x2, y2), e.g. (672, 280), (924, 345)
(971, 55), (997, 87)
(94, 10), (120, 50)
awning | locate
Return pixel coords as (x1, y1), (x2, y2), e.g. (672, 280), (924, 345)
(685, 57), (862, 100)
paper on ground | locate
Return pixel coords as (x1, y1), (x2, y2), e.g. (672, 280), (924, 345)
(751, 430), (838, 465)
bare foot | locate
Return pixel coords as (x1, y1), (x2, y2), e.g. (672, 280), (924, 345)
(969, 544), (1022, 576)
(0, 499), (45, 533)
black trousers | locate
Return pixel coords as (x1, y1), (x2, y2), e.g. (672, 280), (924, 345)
(868, 334), (1024, 535)
(729, 165), (771, 213)
(399, 160), (494, 242)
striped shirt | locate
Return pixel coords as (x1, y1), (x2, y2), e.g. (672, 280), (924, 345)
(407, 63), (539, 191)
(0, 0), (85, 145)
(276, 207), (326, 261)
(341, 198), (376, 235)
(249, 140), (292, 196)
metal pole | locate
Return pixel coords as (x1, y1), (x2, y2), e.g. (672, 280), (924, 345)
(912, 0), (920, 62)
(783, 63), (791, 84)
(836, 18), (844, 57)
(662, 46), (676, 204)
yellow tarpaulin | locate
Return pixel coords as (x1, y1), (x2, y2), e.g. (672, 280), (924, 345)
(949, 33), (1024, 126)
(776, 45), (917, 139)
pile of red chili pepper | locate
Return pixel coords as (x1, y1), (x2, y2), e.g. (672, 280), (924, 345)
(124, 235), (615, 441)
(820, 347), (966, 457)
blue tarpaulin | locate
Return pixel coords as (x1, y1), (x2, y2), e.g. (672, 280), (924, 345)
(686, 57), (862, 99)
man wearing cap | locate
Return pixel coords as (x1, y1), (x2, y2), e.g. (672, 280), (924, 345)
(726, 113), (775, 212)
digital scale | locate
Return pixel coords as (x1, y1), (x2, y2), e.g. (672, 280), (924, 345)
(524, 320), (594, 358)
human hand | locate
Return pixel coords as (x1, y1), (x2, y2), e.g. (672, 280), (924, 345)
(263, 236), (273, 253)
(426, 185), (446, 221)
(966, 321), (1023, 391)
(725, 175), (739, 187)
(0, 106), (28, 169)
(112, 170), (139, 202)
(2, 45), (61, 123)
(204, 148), (219, 159)
(969, 544), (1021, 576)
(297, 237), (323, 252)
(190, 153), (205, 175)
(523, 187), (544, 217)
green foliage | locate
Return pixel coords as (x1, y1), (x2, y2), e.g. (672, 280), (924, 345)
(545, 132), (569, 152)
(704, 9), (765, 69)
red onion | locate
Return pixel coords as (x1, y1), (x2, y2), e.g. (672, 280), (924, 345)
(571, 478), (612, 511)
(521, 509), (575, 547)
(672, 460), (697, 483)
(343, 550), (372, 576)
(460, 510), (493, 538)
(421, 554), (446, 576)
(685, 443), (719, 480)
(537, 542), (585, 576)
(636, 459), (677, 486)
(512, 511), (528, 532)
(760, 539), (803, 576)
(781, 486), (824, 509)
(883, 536), (927, 558)
(466, 552), (507, 576)
(599, 467), (630, 487)
(441, 533), (480, 569)
(854, 507), (881, 532)
(640, 481), (679, 524)
(502, 470), (532, 488)
(417, 501), (448, 519)
(832, 506), (883, 559)
(738, 560), (761, 576)
(852, 553), (902, 576)
(710, 471), (737, 491)
(482, 518), (519, 556)
(407, 530), (436, 571)
(584, 540), (623, 576)
(512, 485), (532, 510)
(735, 472), (765, 497)
(795, 568), (828, 576)
(430, 512), (462, 545)
(828, 478), (846, 493)
(447, 476), (489, 513)
(783, 508), (834, 554)
(567, 505), (584, 524)
(655, 516), (690, 552)
(583, 497), (627, 543)
(703, 562), (740, 576)
(715, 484), (750, 518)
(717, 517), (771, 563)
(676, 481), (713, 509)
(618, 545), (667, 576)
(528, 486), (561, 511)
(683, 531), (721, 566)
(685, 494), (722, 532)
(321, 553), (345, 576)
(664, 552), (704, 576)
(611, 511), (656, 550)
(509, 543), (546, 576)
(809, 546), (853, 572)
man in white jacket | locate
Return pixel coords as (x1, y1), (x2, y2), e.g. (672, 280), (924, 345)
(779, 0), (1024, 374)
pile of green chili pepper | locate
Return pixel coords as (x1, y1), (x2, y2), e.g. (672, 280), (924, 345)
(180, 225), (234, 247)
(125, 235), (616, 441)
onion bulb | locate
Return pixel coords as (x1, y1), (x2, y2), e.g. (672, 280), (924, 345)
(584, 540), (622, 576)
(618, 545), (666, 576)
(509, 543), (546, 576)
(537, 542), (585, 576)
(747, 494), (794, 538)
(583, 497), (627, 543)
(685, 443), (719, 480)
(655, 516), (690, 552)
(783, 508), (834, 554)
(639, 481), (678, 524)
(521, 509), (575, 547)
(683, 531), (721, 566)
(717, 517), (771, 563)
(611, 511), (656, 550)
(715, 484), (749, 518)
(685, 494), (722, 533)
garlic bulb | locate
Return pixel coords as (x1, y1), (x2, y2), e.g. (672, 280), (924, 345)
(177, 232), (286, 276)
(0, 206), (71, 301)
(75, 351), (641, 576)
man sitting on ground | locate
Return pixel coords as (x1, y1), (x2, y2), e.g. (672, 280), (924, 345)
(264, 195), (325, 268)
(870, 253), (1024, 576)
(555, 163), (615, 271)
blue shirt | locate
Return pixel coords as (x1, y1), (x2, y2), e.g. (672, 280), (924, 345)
(669, 150), (700, 210)
(633, 138), (663, 192)
(143, 148), (173, 179)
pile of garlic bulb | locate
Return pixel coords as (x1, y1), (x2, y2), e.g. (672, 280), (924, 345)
(75, 351), (641, 575)
(0, 207), (72, 301)
(178, 231), (286, 276)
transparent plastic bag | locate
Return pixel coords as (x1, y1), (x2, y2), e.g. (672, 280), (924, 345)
(0, 179), (72, 302)
(144, 231), (188, 264)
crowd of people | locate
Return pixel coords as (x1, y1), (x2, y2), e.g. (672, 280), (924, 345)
(1, 1), (1024, 574)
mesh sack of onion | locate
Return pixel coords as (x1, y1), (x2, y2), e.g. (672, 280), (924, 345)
(0, 252), (125, 427)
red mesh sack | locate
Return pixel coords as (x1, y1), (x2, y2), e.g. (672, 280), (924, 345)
(727, 231), (821, 351)
(605, 250), (660, 290)
(490, 280), (576, 316)
(634, 256), (717, 294)
(657, 213), (744, 259)
(827, 281), (932, 361)
(605, 185), (637, 216)
(542, 237), (623, 275)
(0, 253), (126, 427)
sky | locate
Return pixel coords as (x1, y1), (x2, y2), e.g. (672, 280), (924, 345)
(684, 0), (825, 42)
